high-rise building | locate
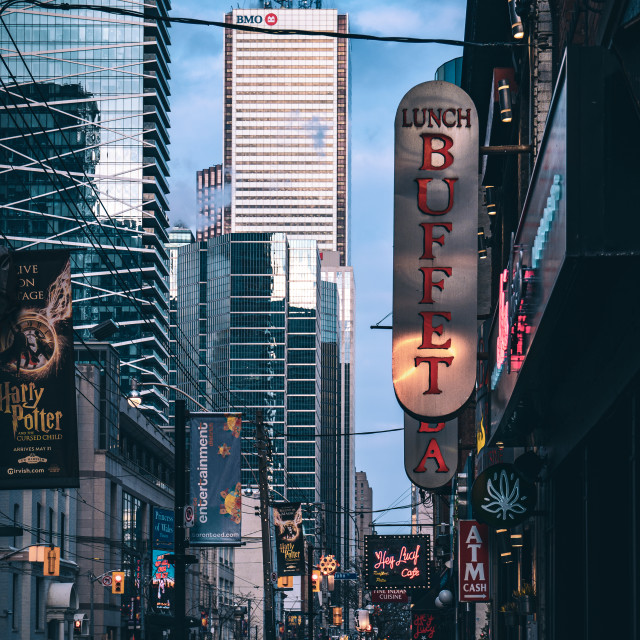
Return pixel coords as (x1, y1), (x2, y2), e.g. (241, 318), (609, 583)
(209, 8), (350, 265)
(321, 250), (355, 565)
(0, 0), (172, 422)
(167, 226), (195, 431)
(354, 471), (373, 564)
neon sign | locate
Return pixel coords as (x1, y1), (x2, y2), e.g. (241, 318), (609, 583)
(412, 612), (436, 640)
(365, 535), (430, 590)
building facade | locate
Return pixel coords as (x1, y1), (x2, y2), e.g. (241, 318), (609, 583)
(176, 233), (322, 516)
(167, 226), (196, 432)
(320, 251), (355, 568)
(459, 1), (640, 638)
(210, 8), (350, 266)
(0, 0), (172, 423)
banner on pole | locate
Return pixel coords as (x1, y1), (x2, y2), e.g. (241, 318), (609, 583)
(189, 413), (242, 546)
(273, 502), (305, 575)
(0, 250), (79, 489)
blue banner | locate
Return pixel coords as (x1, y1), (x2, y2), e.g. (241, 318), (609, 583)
(152, 507), (174, 551)
(189, 413), (242, 546)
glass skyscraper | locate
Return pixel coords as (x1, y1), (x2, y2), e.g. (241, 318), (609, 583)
(0, 0), (172, 422)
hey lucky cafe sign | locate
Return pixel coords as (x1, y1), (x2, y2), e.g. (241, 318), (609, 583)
(393, 81), (478, 422)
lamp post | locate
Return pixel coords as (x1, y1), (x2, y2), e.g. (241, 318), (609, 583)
(129, 381), (208, 640)
(174, 398), (187, 640)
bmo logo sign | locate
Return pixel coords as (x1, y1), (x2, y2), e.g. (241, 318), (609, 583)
(237, 13), (278, 26)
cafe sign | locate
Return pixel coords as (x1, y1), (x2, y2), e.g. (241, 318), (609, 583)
(393, 81), (478, 422)
(364, 535), (430, 590)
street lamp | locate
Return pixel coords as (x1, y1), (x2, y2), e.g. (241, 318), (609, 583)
(127, 378), (208, 411)
(233, 606), (246, 640)
(129, 380), (209, 640)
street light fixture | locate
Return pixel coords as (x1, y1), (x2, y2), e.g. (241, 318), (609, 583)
(128, 380), (208, 640)
(127, 378), (208, 411)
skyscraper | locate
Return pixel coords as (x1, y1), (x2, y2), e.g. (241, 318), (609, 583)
(321, 250), (355, 565)
(176, 233), (322, 514)
(212, 8), (350, 265)
(0, 0), (172, 422)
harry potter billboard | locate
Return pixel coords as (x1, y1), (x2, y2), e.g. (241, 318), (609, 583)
(274, 502), (305, 576)
(0, 250), (79, 489)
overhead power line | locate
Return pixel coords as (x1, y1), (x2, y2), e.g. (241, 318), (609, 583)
(7, 0), (525, 48)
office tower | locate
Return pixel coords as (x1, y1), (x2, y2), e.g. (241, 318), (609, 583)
(321, 250), (355, 564)
(218, 8), (350, 265)
(167, 226), (195, 431)
(177, 233), (290, 500)
(354, 471), (373, 564)
(176, 233), (323, 520)
(0, 0), (172, 422)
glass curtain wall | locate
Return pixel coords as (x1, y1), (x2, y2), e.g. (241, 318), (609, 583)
(0, 0), (172, 423)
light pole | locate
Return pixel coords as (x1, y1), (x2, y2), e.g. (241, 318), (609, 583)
(129, 382), (208, 640)
(256, 409), (277, 640)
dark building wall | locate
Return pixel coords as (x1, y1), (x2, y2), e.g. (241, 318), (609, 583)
(462, 2), (640, 638)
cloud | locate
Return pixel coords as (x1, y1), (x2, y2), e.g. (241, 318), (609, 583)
(350, 3), (465, 40)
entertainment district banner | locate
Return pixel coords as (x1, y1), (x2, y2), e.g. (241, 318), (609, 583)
(0, 250), (79, 489)
(274, 502), (305, 575)
(189, 414), (242, 546)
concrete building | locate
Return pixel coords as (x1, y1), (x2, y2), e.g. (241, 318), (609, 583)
(199, 8), (350, 266)
(353, 471), (372, 564)
(0, 475), (79, 640)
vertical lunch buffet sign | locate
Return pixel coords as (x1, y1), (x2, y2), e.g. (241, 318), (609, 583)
(394, 82), (478, 488)
(0, 250), (79, 489)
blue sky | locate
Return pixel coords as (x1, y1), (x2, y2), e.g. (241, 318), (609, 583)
(167, 0), (467, 525)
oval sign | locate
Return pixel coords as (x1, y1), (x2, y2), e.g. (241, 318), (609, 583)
(393, 81), (478, 421)
(471, 463), (537, 528)
(404, 414), (457, 488)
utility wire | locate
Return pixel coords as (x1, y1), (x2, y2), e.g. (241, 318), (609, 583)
(11, 0), (525, 48)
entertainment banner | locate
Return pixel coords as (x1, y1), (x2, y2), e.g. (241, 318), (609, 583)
(189, 413), (242, 546)
(0, 250), (79, 489)
(273, 501), (305, 576)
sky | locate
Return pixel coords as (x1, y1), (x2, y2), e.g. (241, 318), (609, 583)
(167, 0), (467, 526)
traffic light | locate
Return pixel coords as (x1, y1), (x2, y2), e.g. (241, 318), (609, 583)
(332, 607), (343, 625)
(73, 619), (82, 635)
(278, 576), (293, 589)
(43, 546), (60, 577)
(112, 571), (125, 594)
(311, 570), (321, 592)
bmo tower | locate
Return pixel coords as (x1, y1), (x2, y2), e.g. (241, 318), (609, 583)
(222, 8), (350, 266)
